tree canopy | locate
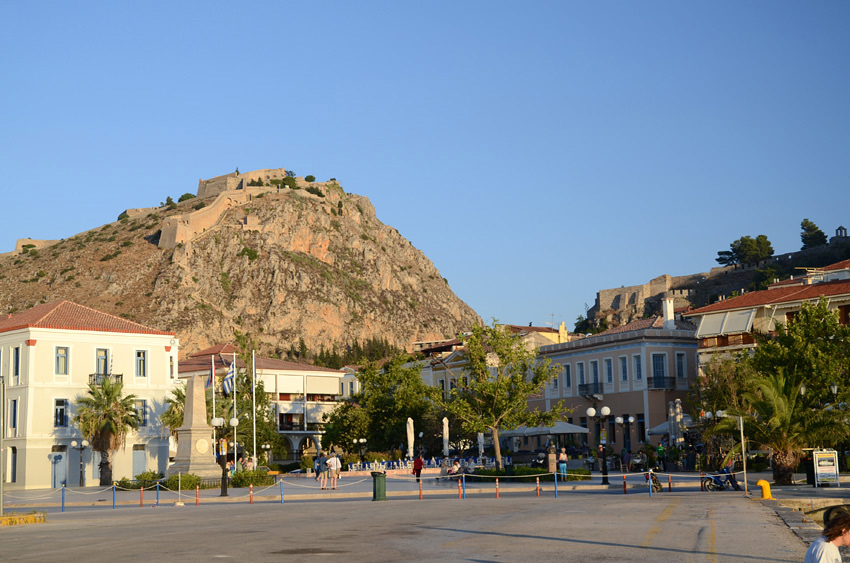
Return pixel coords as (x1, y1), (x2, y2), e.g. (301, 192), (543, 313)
(800, 218), (827, 249)
(716, 235), (774, 266)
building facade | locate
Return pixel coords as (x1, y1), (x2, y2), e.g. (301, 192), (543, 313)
(535, 298), (698, 453)
(1, 301), (178, 489)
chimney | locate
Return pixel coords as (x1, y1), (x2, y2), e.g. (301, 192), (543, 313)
(663, 297), (676, 330)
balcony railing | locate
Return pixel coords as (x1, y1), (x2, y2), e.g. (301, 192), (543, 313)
(89, 373), (123, 386)
(578, 382), (602, 396)
(647, 376), (675, 389)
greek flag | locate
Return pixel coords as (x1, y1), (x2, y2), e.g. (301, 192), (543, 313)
(222, 362), (236, 396)
(205, 359), (214, 389)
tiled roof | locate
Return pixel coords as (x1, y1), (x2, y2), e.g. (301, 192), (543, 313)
(824, 258), (850, 271)
(506, 324), (557, 334)
(685, 278), (850, 316)
(180, 343), (344, 374)
(0, 300), (173, 336)
(592, 316), (695, 337)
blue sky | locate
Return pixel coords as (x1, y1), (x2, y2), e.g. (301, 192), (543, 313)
(1, 2), (848, 331)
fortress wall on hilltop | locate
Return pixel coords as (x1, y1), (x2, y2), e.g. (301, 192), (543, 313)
(197, 167), (288, 199)
(159, 191), (251, 249)
(122, 207), (158, 218)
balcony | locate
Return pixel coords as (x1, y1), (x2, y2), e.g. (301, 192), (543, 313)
(89, 373), (123, 386)
(647, 376), (675, 390)
(578, 382), (602, 397)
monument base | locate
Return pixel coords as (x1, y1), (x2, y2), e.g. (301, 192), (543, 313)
(166, 426), (222, 479)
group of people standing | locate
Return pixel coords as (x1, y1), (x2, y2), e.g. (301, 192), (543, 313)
(314, 451), (343, 490)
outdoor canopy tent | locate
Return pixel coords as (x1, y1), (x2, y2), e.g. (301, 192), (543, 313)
(500, 421), (589, 437)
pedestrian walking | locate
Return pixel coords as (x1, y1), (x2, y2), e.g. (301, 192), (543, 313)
(413, 454), (424, 482)
(558, 448), (568, 478)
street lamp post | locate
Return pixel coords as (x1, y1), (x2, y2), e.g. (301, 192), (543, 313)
(353, 438), (366, 465)
(212, 415), (239, 496)
(70, 439), (90, 487)
(261, 443), (271, 465)
(614, 416), (636, 454)
(587, 406), (611, 485)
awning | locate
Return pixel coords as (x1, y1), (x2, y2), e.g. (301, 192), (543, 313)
(501, 421), (589, 437)
(696, 309), (756, 338)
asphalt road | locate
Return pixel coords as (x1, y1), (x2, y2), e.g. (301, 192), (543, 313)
(1, 488), (806, 562)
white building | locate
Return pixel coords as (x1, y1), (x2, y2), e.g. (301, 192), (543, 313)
(179, 343), (346, 461)
(1, 300), (178, 489)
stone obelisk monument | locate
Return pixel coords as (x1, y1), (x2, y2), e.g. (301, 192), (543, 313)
(166, 374), (221, 478)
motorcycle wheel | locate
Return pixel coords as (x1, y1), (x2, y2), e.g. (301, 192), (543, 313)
(704, 479), (717, 491)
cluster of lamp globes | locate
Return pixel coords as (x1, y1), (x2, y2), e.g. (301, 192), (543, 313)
(584, 406), (636, 425)
(211, 416), (239, 428)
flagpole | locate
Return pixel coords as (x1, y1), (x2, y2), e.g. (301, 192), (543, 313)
(232, 352), (237, 459)
(252, 350), (257, 469)
(211, 355), (216, 446)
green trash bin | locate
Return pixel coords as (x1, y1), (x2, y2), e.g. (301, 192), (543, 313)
(371, 471), (387, 501)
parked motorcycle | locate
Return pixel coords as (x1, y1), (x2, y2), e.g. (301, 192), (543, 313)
(703, 467), (742, 491)
(646, 468), (663, 492)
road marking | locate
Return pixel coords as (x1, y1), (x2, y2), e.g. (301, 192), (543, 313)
(641, 497), (680, 547)
(706, 511), (717, 563)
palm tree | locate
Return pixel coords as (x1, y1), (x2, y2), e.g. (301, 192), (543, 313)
(720, 369), (842, 485)
(74, 378), (140, 485)
(160, 384), (186, 439)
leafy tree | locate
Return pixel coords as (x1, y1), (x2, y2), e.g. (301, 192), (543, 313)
(305, 175), (316, 182)
(716, 235), (774, 265)
(178, 193), (196, 202)
(801, 218), (827, 249)
(432, 322), (564, 470)
(160, 382), (213, 439)
(74, 378), (141, 485)
(283, 176), (298, 190)
(285, 170), (296, 178)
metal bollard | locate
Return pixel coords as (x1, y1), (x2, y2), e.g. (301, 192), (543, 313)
(496, 478), (500, 499)
(196, 485), (199, 506)
(668, 474), (672, 492)
(536, 476), (540, 497)
(457, 478), (462, 499)
(624, 475), (627, 494)
(280, 480), (285, 504)
(419, 480), (423, 500)
(62, 484), (66, 513)
(554, 470), (558, 499)
(156, 482), (160, 506)
(113, 483), (116, 509)
(250, 484), (254, 504)
(140, 486), (144, 507)
(462, 474), (466, 500)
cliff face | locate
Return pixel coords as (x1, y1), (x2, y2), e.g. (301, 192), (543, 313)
(0, 183), (480, 357)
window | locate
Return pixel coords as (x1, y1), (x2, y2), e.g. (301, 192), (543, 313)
(564, 364), (571, 387)
(652, 354), (666, 378)
(13, 346), (20, 383)
(96, 349), (109, 375)
(54, 399), (69, 427)
(56, 347), (70, 375)
(633, 355), (642, 381)
(170, 356), (175, 379)
(9, 398), (18, 433)
(135, 350), (147, 377)
(676, 353), (686, 379)
(590, 361), (599, 383)
(637, 414), (645, 442)
(348, 381), (355, 395)
(577, 363), (585, 385)
(553, 377), (559, 391)
(620, 356), (628, 382)
(604, 358), (613, 384)
(135, 399), (147, 426)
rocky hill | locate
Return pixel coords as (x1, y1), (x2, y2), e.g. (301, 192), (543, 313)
(0, 174), (481, 357)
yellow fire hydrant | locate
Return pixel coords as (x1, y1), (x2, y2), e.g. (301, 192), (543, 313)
(756, 479), (774, 499)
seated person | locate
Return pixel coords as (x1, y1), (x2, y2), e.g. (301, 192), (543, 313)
(447, 460), (462, 475)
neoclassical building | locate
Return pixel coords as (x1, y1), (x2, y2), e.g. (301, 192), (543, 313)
(1, 301), (178, 489)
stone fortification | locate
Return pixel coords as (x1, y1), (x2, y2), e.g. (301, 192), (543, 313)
(159, 190), (251, 249)
(121, 207), (158, 218)
(197, 167), (288, 199)
(3, 238), (62, 256)
(589, 274), (698, 327)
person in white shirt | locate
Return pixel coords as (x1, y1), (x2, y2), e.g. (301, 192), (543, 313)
(805, 511), (850, 563)
(326, 453), (342, 490)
